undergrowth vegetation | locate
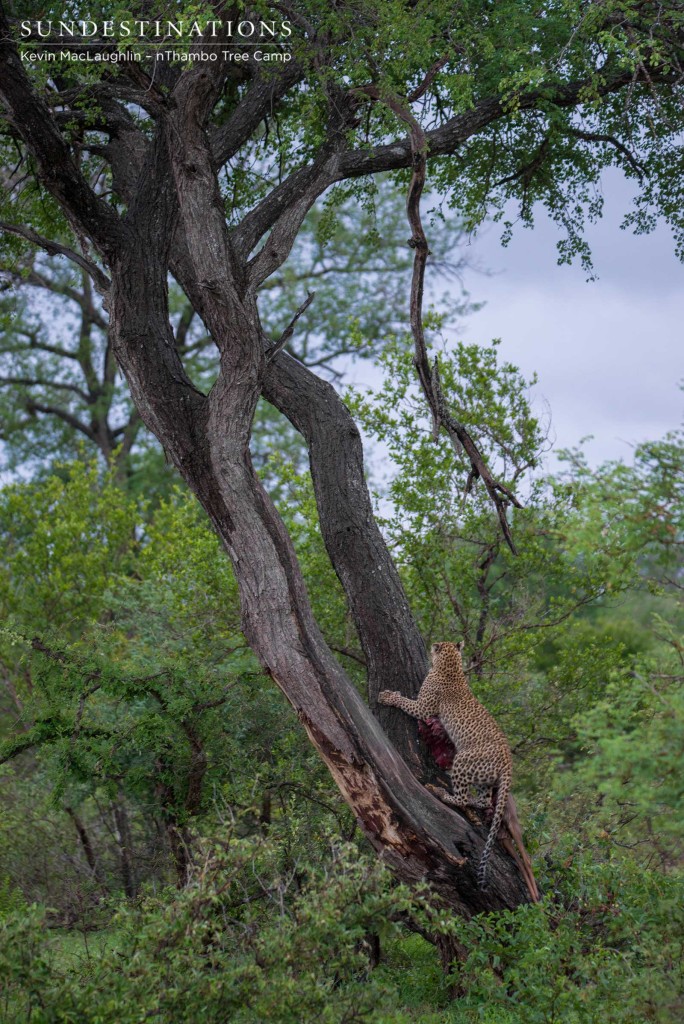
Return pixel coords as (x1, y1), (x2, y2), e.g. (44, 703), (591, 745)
(1, 342), (682, 1022)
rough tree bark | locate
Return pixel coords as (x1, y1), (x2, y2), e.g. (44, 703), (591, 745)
(4, 9), (669, 915)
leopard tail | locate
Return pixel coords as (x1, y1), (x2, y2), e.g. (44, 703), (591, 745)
(477, 771), (510, 890)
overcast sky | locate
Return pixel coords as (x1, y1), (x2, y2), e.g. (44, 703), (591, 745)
(455, 170), (683, 468)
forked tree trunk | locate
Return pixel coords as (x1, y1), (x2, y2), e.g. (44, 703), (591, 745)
(186, 403), (531, 915)
(106, 239), (531, 916)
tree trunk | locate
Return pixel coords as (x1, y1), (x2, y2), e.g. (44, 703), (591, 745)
(112, 795), (136, 900)
(262, 352), (432, 768)
(65, 806), (106, 889)
(107, 255), (529, 913)
(115, 156), (533, 919)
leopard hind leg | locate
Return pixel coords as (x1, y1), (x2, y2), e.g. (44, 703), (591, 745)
(472, 784), (493, 810)
(431, 754), (493, 813)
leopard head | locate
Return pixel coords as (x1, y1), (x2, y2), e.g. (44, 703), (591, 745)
(430, 640), (465, 676)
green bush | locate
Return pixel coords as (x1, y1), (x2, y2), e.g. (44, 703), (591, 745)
(0, 838), (407, 1024)
(1, 837), (682, 1024)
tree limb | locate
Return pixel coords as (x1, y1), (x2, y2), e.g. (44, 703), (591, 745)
(355, 87), (523, 553)
(567, 127), (648, 179)
(237, 65), (641, 262)
(0, 221), (110, 292)
(20, 266), (109, 330)
(24, 400), (97, 442)
(0, 376), (91, 403)
(211, 61), (305, 167)
(244, 156), (340, 287)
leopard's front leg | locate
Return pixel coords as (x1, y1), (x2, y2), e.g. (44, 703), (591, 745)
(378, 691), (424, 718)
(378, 682), (439, 720)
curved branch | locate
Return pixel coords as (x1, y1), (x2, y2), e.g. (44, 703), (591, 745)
(0, 328), (79, 363)
(356, 87), (523, 553)
(567, 127), (648, 179)
(20, 267), (109, 330)
(24, 400), (97, 442)
(0, 375), (91, 403)
(0, 221), (110, 292)
(243, 156), (340, 287)
(234, 159), (332, 260)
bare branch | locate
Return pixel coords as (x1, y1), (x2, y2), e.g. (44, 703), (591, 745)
(493, 138), (551, 189)
(20, 267), (109, 330)
(265, 291), (316, 361)
(406, 55), (450, 103)
(0, 221), (110, 292)
(329, 644), (368, 668)
(25, 336), (80, 361)
(243, 157), (339, 287)
(567, 127), (648, 179)
(24, 400), (97, 442)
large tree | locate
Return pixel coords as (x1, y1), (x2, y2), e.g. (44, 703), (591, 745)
(1, 0), (683, 919)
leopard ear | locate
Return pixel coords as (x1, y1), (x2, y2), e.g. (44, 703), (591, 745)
(456, 640), (464, 651)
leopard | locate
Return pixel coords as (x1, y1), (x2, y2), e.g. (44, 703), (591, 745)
(378, 640), (512, 889)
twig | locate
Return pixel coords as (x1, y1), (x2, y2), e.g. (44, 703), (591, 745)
(265, 291), (316, 361)
(567, 128), (647, 179)
(329, 644), (367, 667)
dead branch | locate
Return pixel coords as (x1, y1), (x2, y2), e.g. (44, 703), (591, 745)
(265, 291), (316, 361)
(355, 86), (523, 554)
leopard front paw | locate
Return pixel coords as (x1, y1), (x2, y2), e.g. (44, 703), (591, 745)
(377, 690), (397, 706)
